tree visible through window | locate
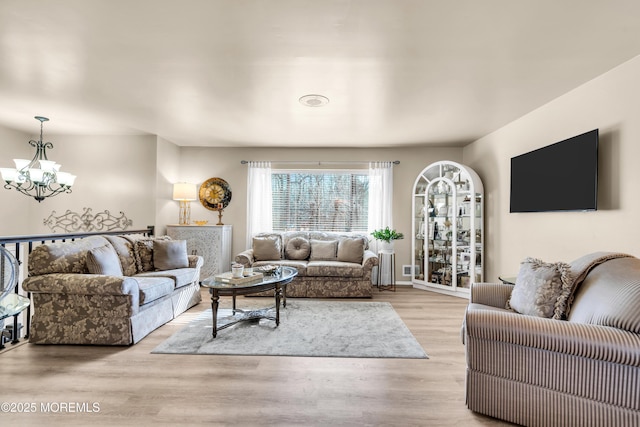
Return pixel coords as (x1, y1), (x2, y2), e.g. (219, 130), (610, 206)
(272, 170), (369, 232)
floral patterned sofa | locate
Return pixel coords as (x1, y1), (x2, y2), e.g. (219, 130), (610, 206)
(22, 234), (202, 345)
(235, 231), (378, 298)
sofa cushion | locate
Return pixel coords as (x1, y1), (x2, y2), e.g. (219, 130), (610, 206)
(337, 237), (365, 264)
(104, 235), (138, 276)
(28, 236), (110, 276)
(309, 232), (370, 250)
(135, 267), (198, 289)
(310, 239), (338, 261)
(86, 244), (124, 276)
(153, 239), (189, 270)
(307, 260), (363, 278)
(134, 276), (174, 305)
(252, 260), (308, 276)
(133, 236), (172, 272)
(282, 231), (310, 247)
(507, 257), (572, 319)
(568, 257), (640, 333)
(253, 235), (282, 261)
(285, 237), (311, 260)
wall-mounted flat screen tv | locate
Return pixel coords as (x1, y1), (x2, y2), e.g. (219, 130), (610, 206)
(510, 129), (598, 213)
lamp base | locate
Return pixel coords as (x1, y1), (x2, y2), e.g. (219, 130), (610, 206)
(179, 201), (191, 225)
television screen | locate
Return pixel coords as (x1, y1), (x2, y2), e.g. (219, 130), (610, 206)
(510, 129), (598, 213)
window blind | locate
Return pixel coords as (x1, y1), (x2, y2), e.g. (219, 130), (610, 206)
(271, 169), (369, 232)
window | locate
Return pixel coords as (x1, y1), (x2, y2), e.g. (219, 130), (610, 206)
(271, 170), (369, 232)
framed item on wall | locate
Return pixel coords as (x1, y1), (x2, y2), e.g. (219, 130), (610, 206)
(199, 177), (232, 211)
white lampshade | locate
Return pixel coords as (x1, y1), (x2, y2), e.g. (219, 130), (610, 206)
(0, 168), (17, 182)
(57, 172), (76, 187)
(173, 182), (197, 201)
(39, 160), (57, 171)
(29, 168), (45, 183)
(13, 159), (30, 170)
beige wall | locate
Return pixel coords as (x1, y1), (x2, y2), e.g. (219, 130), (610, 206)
(0, 126), (32, 235)
(463, 54), (640, 281)
(0, 124), (462, 280)
(155, 136), (182, 233)
(174, 146), (463, 280)
(5, 45), (637, 283)
(0, 132), (158, 236)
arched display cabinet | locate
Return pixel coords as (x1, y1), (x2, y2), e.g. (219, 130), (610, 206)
(411, 161), (484, 298)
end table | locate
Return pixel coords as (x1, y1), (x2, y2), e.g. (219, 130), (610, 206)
(377, 251), (396, 292)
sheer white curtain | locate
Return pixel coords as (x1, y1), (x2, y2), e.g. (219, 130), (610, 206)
(246, 161), (272, 248)
(368, 161), (394, 284)
(368, 161), (394, 237)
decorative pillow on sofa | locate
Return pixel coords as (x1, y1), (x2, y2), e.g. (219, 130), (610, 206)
(507, 257), (572, 319)
(285, 237), (311, 260)
(86, 244), (124, 276)
(134, 236), (172, 272)
(253, 236), (282, 261)
(337, 237), (365, 264)
(153, 239), (189, 270)
(309, 239), (338, 261)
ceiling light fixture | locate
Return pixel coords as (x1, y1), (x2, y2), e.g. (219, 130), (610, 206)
(0, 116), (76, 202)
(299, 94), (329, 107)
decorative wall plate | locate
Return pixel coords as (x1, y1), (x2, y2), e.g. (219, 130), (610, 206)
(199, 177), (232, 211)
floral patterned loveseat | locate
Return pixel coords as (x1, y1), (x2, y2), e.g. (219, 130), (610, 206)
(22, 234), (202, 345)
(235, 231), (378, 298)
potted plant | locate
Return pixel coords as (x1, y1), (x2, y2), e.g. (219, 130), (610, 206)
(371, 227), (404, 252)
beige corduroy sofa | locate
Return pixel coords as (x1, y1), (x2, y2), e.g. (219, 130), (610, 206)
(22, 234), (202, 345)
(235, 231), (378, 297)
(463, 252), (640, 427)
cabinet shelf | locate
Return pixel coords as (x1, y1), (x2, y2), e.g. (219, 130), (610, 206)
(412, 161), (484, 297)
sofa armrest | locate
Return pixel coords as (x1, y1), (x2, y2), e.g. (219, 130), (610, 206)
(235, 249), (255, 267)
(188, 254), (204, 269)
(23, 273), (139, 297)
(465, 306), (640, 366)
(470, 282), (513, 307)
(362, 250), (378, 271)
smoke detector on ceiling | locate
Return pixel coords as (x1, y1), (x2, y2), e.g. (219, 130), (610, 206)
(299, 94), (329, 107)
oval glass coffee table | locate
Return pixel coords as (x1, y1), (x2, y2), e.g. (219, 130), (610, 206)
(201, 266), (297, 338)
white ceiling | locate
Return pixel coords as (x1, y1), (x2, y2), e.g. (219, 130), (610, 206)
(1, 0), (640, 148)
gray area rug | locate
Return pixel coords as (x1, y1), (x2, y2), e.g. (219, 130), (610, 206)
(152, 300), (428, 359)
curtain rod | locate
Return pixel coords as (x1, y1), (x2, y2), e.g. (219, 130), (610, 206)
(240, 160), (400, 165)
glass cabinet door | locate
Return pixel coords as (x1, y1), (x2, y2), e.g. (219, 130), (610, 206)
(412, 161), (483, 298)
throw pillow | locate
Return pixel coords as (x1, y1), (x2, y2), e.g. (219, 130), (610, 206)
(309, 239), (338, 261)
(337, 237), (365, 264)
(86, 244), (124, 276)
(133, 236), (171, 272)
(153, 239), (189, 270)
(253, 236), (282, 261)
(285, 237), (311, 260)
(507, 257), (573, 319)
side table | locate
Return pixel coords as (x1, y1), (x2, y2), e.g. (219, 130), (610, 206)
(0, 293), (30, 348)
(377, 251), (396, 292)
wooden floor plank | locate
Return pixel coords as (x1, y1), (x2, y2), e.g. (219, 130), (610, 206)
(0, 287), (511, 426)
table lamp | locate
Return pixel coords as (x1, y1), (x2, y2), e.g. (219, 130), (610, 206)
(173, 182), (197, 225)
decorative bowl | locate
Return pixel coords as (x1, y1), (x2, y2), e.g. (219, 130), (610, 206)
(194, 220), (208, 226)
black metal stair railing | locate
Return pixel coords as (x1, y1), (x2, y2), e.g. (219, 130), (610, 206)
(0, 226), (155, 349)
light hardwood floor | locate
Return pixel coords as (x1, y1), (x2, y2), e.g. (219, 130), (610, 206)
(0, 287), (511, 426)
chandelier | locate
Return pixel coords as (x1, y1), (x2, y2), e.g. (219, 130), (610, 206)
(0, 116), (76, 202)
